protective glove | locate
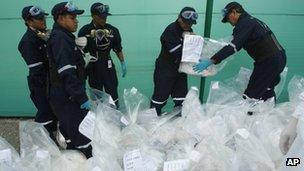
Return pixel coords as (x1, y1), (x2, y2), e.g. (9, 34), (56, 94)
(75, 37), (88, 50)
(280, 117), (298, 155)
(120, 61), (127, 77)
(80, 100), (92, 110)
(83, 53), (97, 68)
(193, 58), (213, 73)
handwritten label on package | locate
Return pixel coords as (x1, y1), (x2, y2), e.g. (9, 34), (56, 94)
(123, 149), (144, 171)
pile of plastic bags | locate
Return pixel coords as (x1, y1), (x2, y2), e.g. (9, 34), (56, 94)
(1, 69), (304, 171)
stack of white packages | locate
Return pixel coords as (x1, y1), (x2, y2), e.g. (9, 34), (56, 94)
(2, 69), (304, 171)
(179, 34), (232, 76)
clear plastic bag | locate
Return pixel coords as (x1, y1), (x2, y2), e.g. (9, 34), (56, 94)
(206, 81), (245, 106)
(122, 87), (150, 125)
(88, 88), (116, 110)
(19, 121), (61, 171)
(0, 137), (20, 171)
(51, 150), (87, 171)
(275, 67), (288, 98)
(179, 37), (233, 76)
(225, 128), (276, 171)
(279, 114), (304, 171)
(19, 121), (60, 158)
(189, 136), (237, 171)
(223, 67), (252, 94)
(288, 75), (304, 104)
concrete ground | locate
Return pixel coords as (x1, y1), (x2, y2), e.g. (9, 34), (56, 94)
(0, 118), (33, 152)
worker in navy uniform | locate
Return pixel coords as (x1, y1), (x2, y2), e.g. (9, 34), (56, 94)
(150, 7), (198, 116)
(47, 1), (92, 158)
(78, 2), (127, 108)
(193, 2), (286, 107)
(18, 6), (57, 139)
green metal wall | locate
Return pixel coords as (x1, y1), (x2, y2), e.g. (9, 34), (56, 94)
(0, 0), (303, 116)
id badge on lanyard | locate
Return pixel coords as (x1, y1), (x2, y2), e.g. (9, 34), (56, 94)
(108, 60), (112, 68)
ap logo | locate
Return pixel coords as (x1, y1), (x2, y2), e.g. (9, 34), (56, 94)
(286, 158), (300, 166)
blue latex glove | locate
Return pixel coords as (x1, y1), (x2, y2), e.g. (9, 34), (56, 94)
(193, 59), (213, 73)
(80, 100), (91, 110)
(121, 61), (127, 77)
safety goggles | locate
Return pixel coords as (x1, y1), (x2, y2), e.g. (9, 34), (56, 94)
(95, 4), (110, 14)
(56, 1), (83, 16)
(28, 6), (44, 17)
(64, 1), (79, 12)
(221, 8), (229, 18)
(181, 11), (198, 21)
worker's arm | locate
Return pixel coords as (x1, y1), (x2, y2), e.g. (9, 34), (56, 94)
(211, 19), (255, 64)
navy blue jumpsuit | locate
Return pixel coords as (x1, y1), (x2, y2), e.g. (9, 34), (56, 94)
(211, 12), (286, 101)
(47, 23), (92, 158)
(18, 28), (57, 136)
(151, 21), (191, 115)
(78, 22), (122, 107)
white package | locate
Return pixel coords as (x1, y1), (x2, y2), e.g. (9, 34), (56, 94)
(179, 37), (232, 76)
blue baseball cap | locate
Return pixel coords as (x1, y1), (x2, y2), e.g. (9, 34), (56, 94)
(179, 7), (198, 25)
(22, 6), (48, 20)
(51, 1), (84, 20)
(91, 3), (112, 17)
(221, 2), (244, 23)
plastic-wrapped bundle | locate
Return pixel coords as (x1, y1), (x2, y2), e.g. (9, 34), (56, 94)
(225, 128), (275, 171)
(179, 36), (232, 76)
(148, 108), (182, 134)
(51, 150), (87, 171)
(118, 124), (149, 152)
(189, 135), (237, 171)
(279, 114), (304, 171)
(91, 142), (123, 171)
(223, 67), (288, 98)
(274, 67), (288, 98)
(244, 105), (290, 167)
(148, 109), (187, 150)
(88, 88), (117, 109)
(122, 147), (165, 171)
(181, 87), (206, 121)
(165, 139), (197, 161)
(149, 122), (177, 149)
(223, 67), (252, 94)
(122, 87), (150, 125)
(119, 125), (165, 170)
(137, 108), (159, 132)
(206, 81), (245, 106)
(141, 146), (166, 171)
(90, 101), (124, 169)
(119, 126), (166, 170)
(93, 105), (122, 150)
(207, 79), (276, 115)
(288, 75), (304, 104)
(0, 137), (20, 171)
(19, 121), (61, 171)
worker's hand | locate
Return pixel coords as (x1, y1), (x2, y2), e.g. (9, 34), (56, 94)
(75, 37), (87, 49)
(83, 53), (97, 68)
(120, 61), (127, 77)
(280, 117), (298, 155)
(80, 100), (92, 110)
(193, 58), (213, 73)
